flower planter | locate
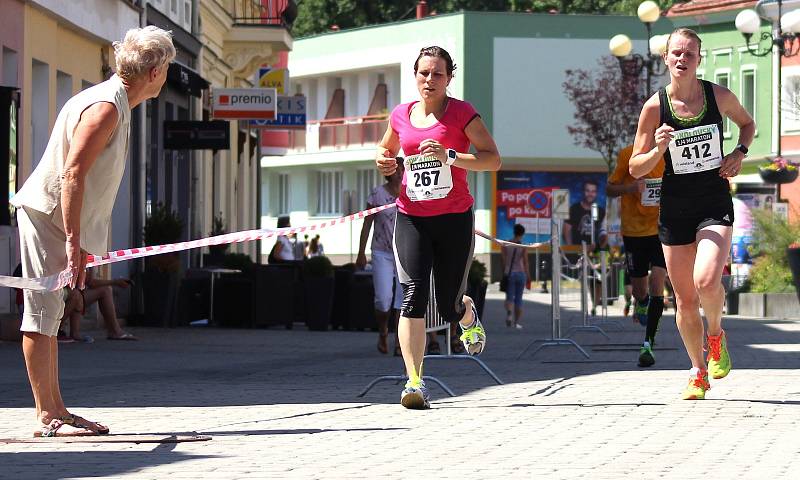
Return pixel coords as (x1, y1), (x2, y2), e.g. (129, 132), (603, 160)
(736, 292), (800, 319)
(758, 167), (798, 184)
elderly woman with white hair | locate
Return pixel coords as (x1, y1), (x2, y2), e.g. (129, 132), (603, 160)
(11, 26), (175, 437)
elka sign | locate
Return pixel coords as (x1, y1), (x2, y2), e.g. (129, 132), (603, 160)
(212, 88), (277, 120)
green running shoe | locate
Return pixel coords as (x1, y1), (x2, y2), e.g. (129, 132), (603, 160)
(638, 341), (655, 367)
(707, 330), (732, 379)
(400, 378), (430, 409)
(682, 368), (710, 400)
(459, 304), (486, 356)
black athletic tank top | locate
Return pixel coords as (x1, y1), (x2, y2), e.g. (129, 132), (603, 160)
(658, 80), (730, 208)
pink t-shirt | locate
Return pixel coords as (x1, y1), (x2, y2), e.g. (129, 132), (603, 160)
(390, 97), (479, 217)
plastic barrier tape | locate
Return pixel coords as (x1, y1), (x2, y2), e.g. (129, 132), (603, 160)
(0, 203), (395, 292)
(1, 203), (545, 292)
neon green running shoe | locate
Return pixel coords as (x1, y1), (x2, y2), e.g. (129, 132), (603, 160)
(459, 304), (486, 356)
(638, 341), (655, 367)
(400, 378), (430, 410)
(681, 368), (710, 400)
(707, 330), (732, 379)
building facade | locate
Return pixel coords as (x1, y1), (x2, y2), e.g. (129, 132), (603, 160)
(197, 0), (294, 262)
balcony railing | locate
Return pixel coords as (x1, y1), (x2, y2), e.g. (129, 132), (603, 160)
(318, 115), (388, 149)
(231, 0), (294, 27)
(282, 115), (389, 152)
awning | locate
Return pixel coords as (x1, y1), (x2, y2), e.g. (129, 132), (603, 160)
(167, 62), (210, 98)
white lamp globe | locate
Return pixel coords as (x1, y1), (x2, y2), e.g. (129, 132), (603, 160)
(650, 34), (669, 56)
(610, 34), (633, 57)
(638, 1), (661, 23)
(781, 9), (800, 34)
(735, 9), (761, 35)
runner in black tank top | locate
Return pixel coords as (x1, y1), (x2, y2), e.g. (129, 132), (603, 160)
(629, 28), (755, 401)
(657, 79), (734, 246)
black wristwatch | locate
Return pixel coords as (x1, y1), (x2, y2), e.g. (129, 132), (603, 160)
(735, 143), (749, 155)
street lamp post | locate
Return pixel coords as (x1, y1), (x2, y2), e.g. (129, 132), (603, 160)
(609, 1), (669, 97)
(735, 0), (800, 160)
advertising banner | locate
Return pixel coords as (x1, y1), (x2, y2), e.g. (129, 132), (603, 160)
(258, 67), (289, 94)
(496, 171), (607, 245)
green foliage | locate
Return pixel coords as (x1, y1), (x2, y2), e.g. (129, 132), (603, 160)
(143, 202), (183, 246)
(209, 212), (230, 256)
(292, 1), (681, 37)
(211, 212), (226, 236)
(468, 258), (487, 285)
(303, 255), (335, 278)
(748, 211), (800, 293)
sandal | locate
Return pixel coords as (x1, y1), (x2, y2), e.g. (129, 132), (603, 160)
(34, 419), (97, 438)
(62, 414), (109, 435)
(426, 341), (441, 355)
(377, 333), (388, 354)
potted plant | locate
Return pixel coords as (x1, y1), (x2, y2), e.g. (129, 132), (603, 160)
(302, 255), (335, 331)
(207, 212), (229, 265)
(758, 157), (798, 184)
(467, 258), (488, 319)
(141, 202), (183, 327)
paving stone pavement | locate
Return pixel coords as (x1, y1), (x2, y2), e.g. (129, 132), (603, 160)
(1, 286), (799, 479)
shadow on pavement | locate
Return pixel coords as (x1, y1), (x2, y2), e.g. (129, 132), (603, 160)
(1, 294), (799, 409)
(1, 442), (216, 479)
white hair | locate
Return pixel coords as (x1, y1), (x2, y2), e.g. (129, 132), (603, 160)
(113, 26), (176, 81)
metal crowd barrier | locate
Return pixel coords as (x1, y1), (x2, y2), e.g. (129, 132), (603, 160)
(358, 273), (502, 399)
(518, 220), (590, 359)
(565, 242), (610, 340)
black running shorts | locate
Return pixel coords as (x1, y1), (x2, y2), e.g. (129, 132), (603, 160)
(393, 208), (474, 323)
(658, 196), (734, 246)
(622, 235), (666, 278)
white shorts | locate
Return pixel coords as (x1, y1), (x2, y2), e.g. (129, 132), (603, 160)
(372, 249), (402, 312)
(18, 206), (68, 337)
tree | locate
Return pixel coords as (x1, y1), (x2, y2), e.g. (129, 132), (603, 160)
(291, 1), (682, 38)
(562, 56), (645, 172)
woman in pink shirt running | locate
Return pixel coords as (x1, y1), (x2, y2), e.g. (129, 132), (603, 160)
(376, 46), (501, 409)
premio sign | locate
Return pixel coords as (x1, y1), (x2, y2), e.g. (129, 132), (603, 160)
(212, 88), (276, 120)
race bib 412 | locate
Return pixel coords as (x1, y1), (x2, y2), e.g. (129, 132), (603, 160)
(668, 124), (723, 175)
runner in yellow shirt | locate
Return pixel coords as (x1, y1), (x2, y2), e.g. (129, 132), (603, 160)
(607, 145), (667, 367)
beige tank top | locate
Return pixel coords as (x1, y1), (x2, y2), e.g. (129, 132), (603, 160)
(11, 75), (130, 255)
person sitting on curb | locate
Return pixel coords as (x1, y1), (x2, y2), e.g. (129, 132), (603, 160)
(59, 269), (138, 343)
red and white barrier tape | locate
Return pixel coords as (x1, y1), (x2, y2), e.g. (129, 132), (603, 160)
(474, 230), (546, 250)
(0, 203), (396, 292)
(1, 203), (545, 292)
